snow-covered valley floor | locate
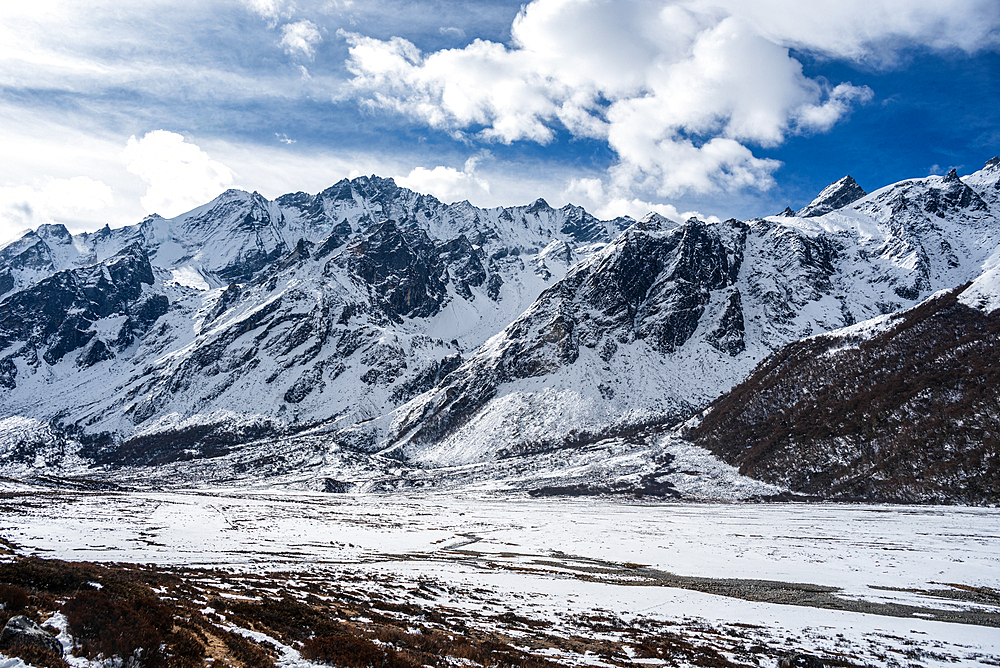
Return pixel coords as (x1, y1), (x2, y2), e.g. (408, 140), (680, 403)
(1, 486), (998, 667)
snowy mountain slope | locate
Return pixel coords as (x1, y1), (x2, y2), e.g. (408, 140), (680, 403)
(376, 159), (1000, 468)
(0, 159), (998, 491)
(0, 179), (628, 461)
(0, 245), (168, 379)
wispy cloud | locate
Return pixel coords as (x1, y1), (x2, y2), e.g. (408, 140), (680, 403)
(242, 0), (291, 26)
(0, 176), (114, 243)
(439, 26), (467, 40)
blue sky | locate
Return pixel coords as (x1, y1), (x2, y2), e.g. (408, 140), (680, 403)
(1, 0), (998, 244)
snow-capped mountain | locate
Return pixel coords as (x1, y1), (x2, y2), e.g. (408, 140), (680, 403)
(1, 159), (998, 499)
(379, 160), (1000, 468)
(0, 177), (628, 465)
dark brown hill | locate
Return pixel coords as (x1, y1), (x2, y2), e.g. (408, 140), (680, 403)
(687, 286), (1000, 504)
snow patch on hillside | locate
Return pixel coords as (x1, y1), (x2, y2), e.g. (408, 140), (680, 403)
(959, 249), (1000, 314)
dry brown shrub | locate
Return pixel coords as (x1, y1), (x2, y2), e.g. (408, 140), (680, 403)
(302, 634), (418, 668)
(63, 590), (172, 668)
(218, 628), (277, 668)
(0, 584), (29, 611)
(0, 644), (70, 668)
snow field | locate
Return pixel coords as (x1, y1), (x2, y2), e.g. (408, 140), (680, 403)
(1, 489), (997, 666)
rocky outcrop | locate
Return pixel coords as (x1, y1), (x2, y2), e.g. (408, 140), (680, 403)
(0, 245), (167, 380)
(0, 615), (63, 657)
(386, 218), (748, 452)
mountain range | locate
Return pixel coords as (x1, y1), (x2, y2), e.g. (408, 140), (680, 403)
(1, 158), (998, 503)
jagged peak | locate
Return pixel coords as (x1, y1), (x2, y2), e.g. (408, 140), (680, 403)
(218, 188), (252, 200)
(986, 156), (1000, 169)
(35, 223), (71, 239)
(634, 212), (671, 231)
(559, 202), (587, 215)
(777, 206), (796, 217)
(525, 197), (552, 213)
(942, 168), (961, 183)
(797, 174), (867, 218)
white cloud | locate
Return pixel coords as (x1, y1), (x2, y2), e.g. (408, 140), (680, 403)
(395, 157), (491, 204)
(280, 20), (323, 60)
(0, 176), (114, 245)
(341, 0), (1000, 197)
(122, 131), (236, 218)
(564, 177), (605, 206)
(702, 0), (1000, 64)
(563, 175), (716, 223)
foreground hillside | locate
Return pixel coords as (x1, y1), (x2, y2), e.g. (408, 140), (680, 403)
(1, 488), (998, 668)
(684, 279), (1000, 504)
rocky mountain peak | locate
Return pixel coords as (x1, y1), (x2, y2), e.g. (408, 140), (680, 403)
(35, 224), (72, 243)
(796, 175), (867, 217)
(635, 212), (671, 231)
(526, 198), (552, 214)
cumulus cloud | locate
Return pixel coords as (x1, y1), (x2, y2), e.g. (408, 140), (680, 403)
(395, 157), (491, 204)
(122, 131), (235, 217)
(281, 20), (323, 60)
(563, 176), (715, 223)
(0, 176), (114, 244)
(341, 0), (999, 197)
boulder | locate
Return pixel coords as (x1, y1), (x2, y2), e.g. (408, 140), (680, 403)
(0, 615), (63, 657)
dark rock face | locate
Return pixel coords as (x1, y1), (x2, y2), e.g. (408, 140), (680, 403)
(437, 236), (486, 300)
(688, 287), (1000, 505)
(796, 175), (867, 217)
(0, 615), (64, 657)
(0, 245), (167, 379)
(389, 219), (747, 448)
(323, 478), (352, 493)
(705, 288), (746, 356)
(779, 654), (825, 668)
(202, 283), (242, 329)
(921, 168), (989, 215)
(558, 203), (615, 243)
(344, 221), (449, 320)
(341, 221), (488, 320)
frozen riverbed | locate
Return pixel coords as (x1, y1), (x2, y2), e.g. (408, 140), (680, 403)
(1, 486), (998, 667)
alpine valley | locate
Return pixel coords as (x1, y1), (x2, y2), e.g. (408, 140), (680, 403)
(2, 159), (999, 504)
